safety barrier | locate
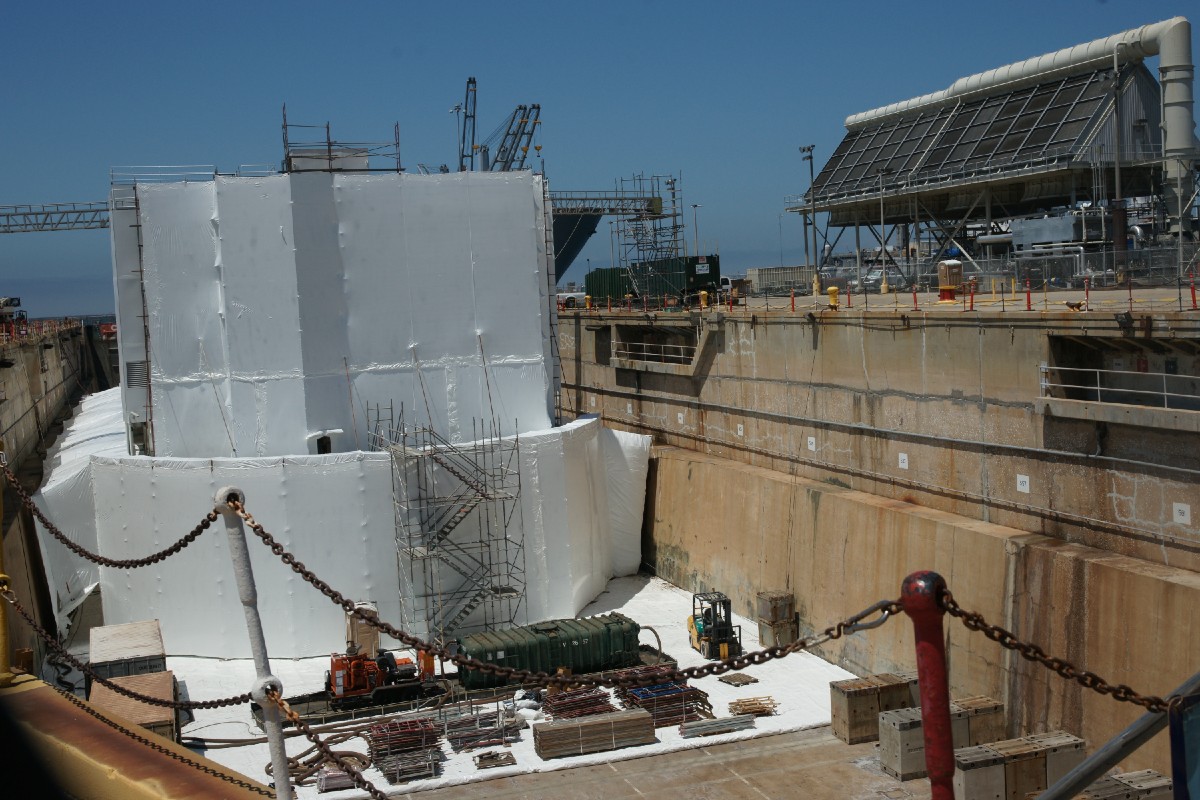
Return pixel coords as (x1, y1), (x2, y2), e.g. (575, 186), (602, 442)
(1040, 364), (1200, 410)
(0, 461), (1191, 799)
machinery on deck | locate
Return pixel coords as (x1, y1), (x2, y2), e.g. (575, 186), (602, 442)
(325, 645), (438, 710)
(687, 591), (742, 660)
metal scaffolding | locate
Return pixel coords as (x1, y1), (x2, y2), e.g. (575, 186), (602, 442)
(369, 406), (524, 647)
(611, 173), (689, 298)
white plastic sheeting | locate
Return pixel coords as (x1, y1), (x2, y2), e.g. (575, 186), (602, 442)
(34, 399), (651, 658)
(112, 171), (555, 459)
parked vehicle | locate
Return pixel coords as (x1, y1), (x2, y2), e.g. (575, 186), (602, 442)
(855, 265), (912, 293)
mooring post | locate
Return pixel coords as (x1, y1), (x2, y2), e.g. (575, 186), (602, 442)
(902, 571), (955, 800)
(215, 486), (294, 800)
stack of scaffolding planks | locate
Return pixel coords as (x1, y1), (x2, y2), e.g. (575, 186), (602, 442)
(622, 682), (712, 726)
(533, 709), (656, 759)
(543, 687), (617, 719)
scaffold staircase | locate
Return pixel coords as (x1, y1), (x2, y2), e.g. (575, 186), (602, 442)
(369, 406), (524, 646)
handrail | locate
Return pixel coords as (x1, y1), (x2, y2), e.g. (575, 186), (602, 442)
(614, 341), (696, 365)
(1037, 668), (1200, 799)
(1040, 364), (1200, 409)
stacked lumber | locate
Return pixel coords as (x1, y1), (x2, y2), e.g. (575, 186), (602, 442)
(533, 708), (656, 760)
(542, 687), (617, 719)
(728, 696), (779, 717)
(622, 682), (712, 726)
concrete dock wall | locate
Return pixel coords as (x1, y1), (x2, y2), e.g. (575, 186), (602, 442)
(644, 445), (1195, 774)
(560, 307), (1200, 570)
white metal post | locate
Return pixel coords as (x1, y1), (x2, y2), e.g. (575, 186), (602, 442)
(214, 486), (293, 800)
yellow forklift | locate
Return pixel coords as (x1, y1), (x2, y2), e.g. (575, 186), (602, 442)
(687, 591), (743, 660)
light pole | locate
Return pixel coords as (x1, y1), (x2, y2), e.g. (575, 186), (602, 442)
(800, 145), (818, 275)
(692, 204), (702, 258)
(778, 214), (784, 267)
(878, 167), (894, 294)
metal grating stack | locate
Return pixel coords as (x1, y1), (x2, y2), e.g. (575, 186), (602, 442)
(533, 708), (656, 760)
(542, 687), (617, 719)
(622, 682), (712, 727)
(363, 719), (443, 783)
(444, 710), (520, 752)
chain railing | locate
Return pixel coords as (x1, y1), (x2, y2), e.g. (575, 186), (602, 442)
(1, 462), (218, 568)
(3, 478), (1189, 797)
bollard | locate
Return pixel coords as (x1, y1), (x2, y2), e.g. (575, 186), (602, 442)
(700, 290), (708, 310)
(913, 284), (919, 311)
(1084, 277), (1090, 311)
(214, 487), (294, 800)
(790, 288), (795, 312)
(827, 286), (839, 310)
(585, 295), (592, 311)
(1127, 276), (1133, 312)
(729, 291), (733, 312)
(902, 571), (955, 800)
(969, 282), (975, 312)
(1025, 279), (1031, 311)
(1192, 272), (1197, 311)
(846, 285), (853, 308)
(607, 296), (612, 313)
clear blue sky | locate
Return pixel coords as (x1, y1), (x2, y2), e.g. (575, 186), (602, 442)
(2, 1), (1196, 316)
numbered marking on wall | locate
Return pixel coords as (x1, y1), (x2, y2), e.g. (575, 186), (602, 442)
(1016, 474), (1031, 494)
(626, 402), (632, 415)
(807, 436), (816, 452)
(736, 423), (744, 437)
(1174, 503), (1192, 525)
(589, 395), (595, 408)
(677, 412), (685, 424)
(898, 453), (909, 470)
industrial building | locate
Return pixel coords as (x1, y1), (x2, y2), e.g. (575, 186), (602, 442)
(788, 17), (1197, 288)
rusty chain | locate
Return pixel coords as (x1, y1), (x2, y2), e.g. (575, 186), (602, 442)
(1, 461), (219, 569)
(0, 581), (251, 711)
(55, 688), (275, 797)
(229, 499), (901, 689)
(265, 689), (388, 800)
(942, 589), (1172, 713)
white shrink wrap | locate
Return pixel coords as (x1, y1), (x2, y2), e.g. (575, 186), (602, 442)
(599, 426), (651, 576)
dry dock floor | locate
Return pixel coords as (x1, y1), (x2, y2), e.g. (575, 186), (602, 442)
(396, 725), (932, 800)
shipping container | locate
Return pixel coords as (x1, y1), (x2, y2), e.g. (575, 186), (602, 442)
(455, 612), (641, 690)
(584, 267), (634, 303)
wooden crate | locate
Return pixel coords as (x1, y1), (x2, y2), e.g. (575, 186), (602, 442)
(1114, 769), (1173, 797)
(955, 695), (1007, 745)
(1026, 731), (1086, 785)
(757, 618), (799, 647)
(88, 670), (178, 742)
(88, 619), (166, 683)
(879, 700), (984, 781)
(830, 675), (885, 744)
(830, 672), (919, 744)
(953, 744), (1006, 800)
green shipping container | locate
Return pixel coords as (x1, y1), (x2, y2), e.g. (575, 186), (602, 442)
(584, 267), (634, 303)
(455, 612), (641, 690)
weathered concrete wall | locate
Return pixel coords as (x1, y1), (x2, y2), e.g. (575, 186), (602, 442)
(561, 306), (1200, 570)
(1, 325), (88, 657)
(644, 446), (1195, 773)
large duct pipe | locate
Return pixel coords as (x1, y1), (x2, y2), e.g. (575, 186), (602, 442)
(847, 18), (1194, 232)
